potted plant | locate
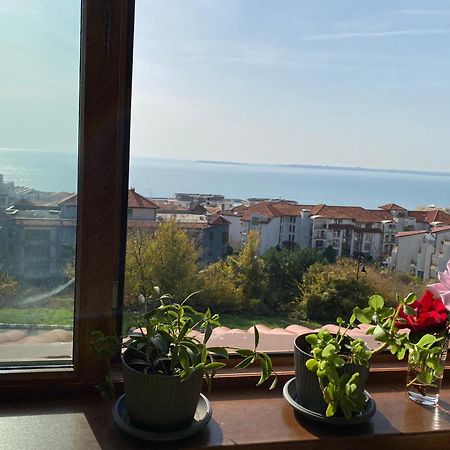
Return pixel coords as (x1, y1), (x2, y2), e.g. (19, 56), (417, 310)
(92, 287), (277, 432)
(291, 280), (449, 421)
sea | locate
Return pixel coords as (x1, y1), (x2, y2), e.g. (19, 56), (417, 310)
(1, 148), (450, 210)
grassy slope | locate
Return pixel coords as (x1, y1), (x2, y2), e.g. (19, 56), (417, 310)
(0, 307), (74, 326)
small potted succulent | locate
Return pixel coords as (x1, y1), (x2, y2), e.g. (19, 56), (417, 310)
(292, 274), (450, 421)
(92, 287), (277, 432)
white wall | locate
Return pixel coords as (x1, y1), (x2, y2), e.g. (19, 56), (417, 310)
(223, 215), (242, 251)
(393, 234), (427, 274)
(130, 208), (156, 221)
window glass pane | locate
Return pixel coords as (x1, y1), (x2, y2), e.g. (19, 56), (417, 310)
(0, 1), (80, 367)
(126, 1), (449, 353)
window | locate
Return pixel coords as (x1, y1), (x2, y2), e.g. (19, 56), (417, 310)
(2, 1), (449, 401)
(0, 0), (134, 388)
(0, 1), (80, 368)
(24, 230), (51, 241)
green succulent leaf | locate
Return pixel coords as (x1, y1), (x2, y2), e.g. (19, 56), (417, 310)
(368, 294), (384, 311)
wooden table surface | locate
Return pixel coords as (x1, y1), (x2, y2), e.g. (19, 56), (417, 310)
(0, 385), (449, 450)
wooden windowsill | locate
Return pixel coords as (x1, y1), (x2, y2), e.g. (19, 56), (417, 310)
(1, 381), (449, 449)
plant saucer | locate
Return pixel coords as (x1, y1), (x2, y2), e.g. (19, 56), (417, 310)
(113, 393), (212, 441)
(283, 377), (376, 426)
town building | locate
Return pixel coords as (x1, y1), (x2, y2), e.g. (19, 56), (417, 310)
(0, 174), (15, 209)
(173, 193), (234, 211)
(310, 205), (383, 259)
(222, 200), (313, 254)
(390, 226), (450, 279)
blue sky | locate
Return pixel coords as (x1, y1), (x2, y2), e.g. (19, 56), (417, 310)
(0, 1), (80, 153)
(1, 1), (450, 171)
(131, 0), (450, 170)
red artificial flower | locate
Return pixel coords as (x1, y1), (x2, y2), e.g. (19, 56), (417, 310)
(396, 290), (448, 334)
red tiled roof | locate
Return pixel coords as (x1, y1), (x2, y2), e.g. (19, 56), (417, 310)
(379, 203), (407, 211)
(408, 209), (450, 225)
(205, 205), (221, 215)
(58, 194), (78, 206)
(268, 200), (313, 216)
(237, 200), (312, 222)
(189, 204), (207, 214)
(14, 218), (75, 227)
(431, 225), (450, 234)
(13, 198), (35, 207)
(208, 215), (230, 227)
(396, 230), (427, 238)
(311, 205), (382, 223)
(367, 209), (393, 220)
(128, 189), (159, 209)
(154, 201), (187, 212)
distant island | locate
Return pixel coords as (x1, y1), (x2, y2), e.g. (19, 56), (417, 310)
(196, 159), (450, 178)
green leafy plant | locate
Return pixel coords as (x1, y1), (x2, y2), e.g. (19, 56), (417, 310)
(305, 326), (371, 419)
(407, 334), (446, 388)
(92, 287), (277, 399)
(305, 291), (449, 419)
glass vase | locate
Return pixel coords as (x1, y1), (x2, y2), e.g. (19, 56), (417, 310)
(406, 335), (449, 407)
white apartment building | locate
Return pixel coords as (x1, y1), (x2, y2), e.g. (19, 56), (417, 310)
(390, 226), (450, 279)
(310, 205), (384, 259)
(220, 199), (450, 261)
(222, 201), (312, 255)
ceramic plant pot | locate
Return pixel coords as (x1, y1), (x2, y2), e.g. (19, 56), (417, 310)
(294, 333), (369, 415)
(122, 348), (204, 431)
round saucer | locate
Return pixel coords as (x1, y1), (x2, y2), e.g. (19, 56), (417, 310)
(283, 377), (376, 426)
(112, 394), (212, 441)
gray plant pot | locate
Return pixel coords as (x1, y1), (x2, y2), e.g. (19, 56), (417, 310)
(294, 333), (369, 416)
(122, 348), (204, 431)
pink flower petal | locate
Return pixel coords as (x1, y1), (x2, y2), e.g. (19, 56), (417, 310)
(438, 270), (450, 287)
(427, 282), (447, 297)
(440, 291), (450, 311)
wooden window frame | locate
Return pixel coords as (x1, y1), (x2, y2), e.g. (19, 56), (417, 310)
(0, 0), (447, 399)
(0, 0), (135, 393)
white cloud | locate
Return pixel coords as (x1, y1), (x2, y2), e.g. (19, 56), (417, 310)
(398, 9), (450, 16)
(298, 28), (450, 42)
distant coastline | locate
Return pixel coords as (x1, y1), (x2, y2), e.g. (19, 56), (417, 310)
(195, 159), (450, 178)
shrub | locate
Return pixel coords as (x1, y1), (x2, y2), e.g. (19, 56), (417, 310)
(263, 246), (325, 312)
(196, 260), (245, 313)
(0, 273), (19, 307)
(294, 260), (372, 323)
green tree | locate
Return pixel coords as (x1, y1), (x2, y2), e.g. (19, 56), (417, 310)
(125, 222), (200, 305)
(0, 272), (18, 307)
(125, 229), (155, 304)
(228, 231), (267, 308)
(263, 246), (325, 311)
(197, 260), (244, 313)
(295, 260), (372, 323)
(322, 245), (337, 264)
